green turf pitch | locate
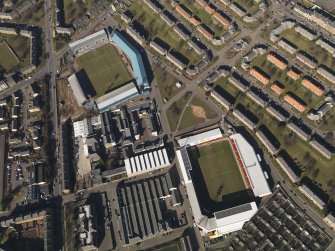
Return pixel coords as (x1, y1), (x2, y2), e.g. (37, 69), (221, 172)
(197, 140), (246, 202)
(76, 43), (133, 97)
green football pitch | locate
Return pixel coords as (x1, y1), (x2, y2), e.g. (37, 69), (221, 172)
(196, 140), (246, 202)
(76, 43), (133, 97)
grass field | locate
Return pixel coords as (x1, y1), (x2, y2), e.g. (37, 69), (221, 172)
(153, 66), (184, 100)
(76, 43), (133, 97)
(166, 92), (192, 131)
(0, 41), (20, 70)
(0, 34), (30, 72)
(233, 0), (260, 15)
(178, 96), (217, 130)
(127, 1), (202, 66)
(196, 141), (246, 202)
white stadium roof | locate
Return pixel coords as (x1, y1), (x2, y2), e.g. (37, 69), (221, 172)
(178, 128), (222, 148)
(230, 133), (271, 197)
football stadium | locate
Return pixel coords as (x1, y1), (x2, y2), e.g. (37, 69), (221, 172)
(176, 128), (271, 238)
(68, 28), (150, 112)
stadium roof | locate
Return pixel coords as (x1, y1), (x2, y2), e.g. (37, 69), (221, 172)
(110, 30), (149, 89)
(67, 73), (86, 105)
(69, 29), (108, 52)
(178, 128), (222, 148)
(96, 82), (139, 112)
(214, 202), (258, 234)
(230, 133), (271, 197)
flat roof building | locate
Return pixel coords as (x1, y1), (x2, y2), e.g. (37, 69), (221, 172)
(166, 52), (186, 70)
(278, 38), (297, 54)
(232, 109), (257, 131)
(295, 23), (317, 40)
(287, 118), (311, 141)
(309, 138), (333, 159)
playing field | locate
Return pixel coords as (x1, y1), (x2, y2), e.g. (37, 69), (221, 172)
(76, 43), (133, 97)
(196, 140), (246, 202)
(0, 41), (20, 70)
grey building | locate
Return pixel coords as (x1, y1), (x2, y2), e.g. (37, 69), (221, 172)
(309, 138), (333, 159)
(276, 156), (299, 183)
(296, 51), (318, 69)
(287, 118), (311, 142)
(256, 128), (280, 155)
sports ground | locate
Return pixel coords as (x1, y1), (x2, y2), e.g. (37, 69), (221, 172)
(197, 140), (246, 201)
(188, 140), (250, 212)
(76, 43), (133, 97)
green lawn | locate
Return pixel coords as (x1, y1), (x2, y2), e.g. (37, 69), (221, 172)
(250, 53), (324, 113)
(280, 28), (335, 71)
(197, 140), (246, 201)
(128, 0), (202, 66)
(16, 0), (44, 26)
(153, 66), (184, 100)
(178, 96), (217, 130)
(63, 0), (96, 24)
(233, 0), (260, 15)
(166, 92), (192, 131)
(76, 43), (133, 97)
(0, 34), (30, 73)
(0, 41), (20, 70)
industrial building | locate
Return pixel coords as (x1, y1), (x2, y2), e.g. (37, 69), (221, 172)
(124, 147), (170, 176)
(117, 172), (182, 244)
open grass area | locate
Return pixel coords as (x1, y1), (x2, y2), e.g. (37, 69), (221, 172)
(0, 34), (30, 73)
(197, 140), (246, 201)
(127, 0), (202, 66)
(180, 0), (227, 35)
(318, 109), (335, 131)
(0, 41), (20, 70)
(153, 66), (184, 100)
(250, 53), (324, 113)
(233, 0), (260, 15)
(63, 0), (96, 24)
(178, 96), (217, 130)
(280, 28), (335, 71)
(75, 43), (133, 97)
(16, 0), (44, 26)
(166, 92), (192, 131)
